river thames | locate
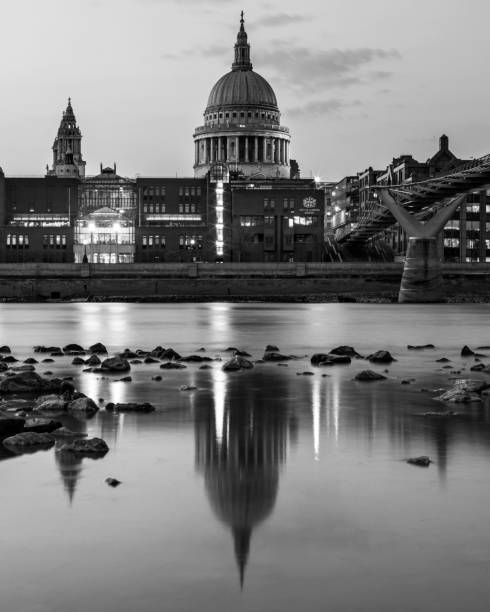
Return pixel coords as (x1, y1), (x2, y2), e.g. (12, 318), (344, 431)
(1, 303), (490, 612)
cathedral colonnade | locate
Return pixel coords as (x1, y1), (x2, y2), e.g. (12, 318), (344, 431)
(194, 135), (290, 166)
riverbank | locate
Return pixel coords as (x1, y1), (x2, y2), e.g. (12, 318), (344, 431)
(3, 293), (490, 303)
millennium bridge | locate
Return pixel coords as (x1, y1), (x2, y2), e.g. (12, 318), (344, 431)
(335, 153), (490, 303)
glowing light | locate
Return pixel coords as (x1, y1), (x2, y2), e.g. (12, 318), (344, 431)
(314, 176), (321, 183)
(212, 369), (226, 444)
(88, 222), (95, 231)
(312, 378), (321, 461)
(215, 180), (224, 258)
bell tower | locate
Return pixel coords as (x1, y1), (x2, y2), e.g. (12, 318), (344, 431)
(48, 98), (86, 178)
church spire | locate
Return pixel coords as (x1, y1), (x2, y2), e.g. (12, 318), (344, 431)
(232, 11), (252, 71)
(48, 98), (86, 178)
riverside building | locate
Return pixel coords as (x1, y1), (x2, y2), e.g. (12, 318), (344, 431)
(0, 15), (325, 264)
(331, 136), (490, 263)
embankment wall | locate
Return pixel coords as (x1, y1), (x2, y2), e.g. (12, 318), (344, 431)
(0, 263), (489, 300)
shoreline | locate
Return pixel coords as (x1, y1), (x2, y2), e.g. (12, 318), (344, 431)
(1, 293), (490, 304)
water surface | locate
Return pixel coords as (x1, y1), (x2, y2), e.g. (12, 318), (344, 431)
(0, 303), (490, 612)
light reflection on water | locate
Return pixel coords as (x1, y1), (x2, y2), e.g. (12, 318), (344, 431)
(0, 303), (490, 611)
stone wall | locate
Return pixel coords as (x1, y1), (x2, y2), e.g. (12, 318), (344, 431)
(0, 262), (488, 300)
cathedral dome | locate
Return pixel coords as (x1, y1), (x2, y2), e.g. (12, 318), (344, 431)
(206, 70), (278, 112)
(193, 12), (291, 180)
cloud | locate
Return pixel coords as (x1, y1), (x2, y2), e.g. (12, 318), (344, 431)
(287, 98), (362, 118)
(370, 70), (393, 80)
(161, 44), (228, 60)
(160, 40), (401, 95)
(250, 13), (313, 28)
(257, 45), (401, 91)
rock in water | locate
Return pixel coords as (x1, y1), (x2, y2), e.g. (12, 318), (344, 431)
(329, 346), (362, 358)
(450, 379), (488, 393)
(2, 356), (18, 363)
(63, 344), (85, 353)
(434, 388), (481, 403)
(406, 456), (431, 467)
(105, 477), (121, 487)
(461, 345), (475, 357)
(0, 345), (11, 353)
(106, 402), (155, 413)
(23, 418), (62, 433)
(144, 356), (160, 364)
(160, 348), (181, 361)
(367, 350), (396, 364)
(222, 356), (254, 371)
(179, 385), (197, 391)
(160, 362), (187, 370)
(34, 394), (67, 412)
(311, 354), (351, 366)
(100, 357), (131, 373)
(68, 397), (99, 416)
(89, 343), (108, 354)
(72, 357), (86, 365)
(354, 370), (387, 381)
(3, 432), (55, 452)
(85, 354), (101, 367)
(262, 352), (295, 362)
(12, 365), (36, 372)
(0, 372), (62, 395)
(265, 345), (279, 352)
(0, 415), (26, 436)
(58, 437), (109, 455)
(407, 344), (435, 350)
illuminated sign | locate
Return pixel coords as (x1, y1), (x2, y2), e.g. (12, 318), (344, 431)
(302, 197), (317, 208)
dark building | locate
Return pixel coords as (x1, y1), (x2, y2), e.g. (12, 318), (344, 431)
(0, 16), (329, 265)
(333, 136), (490, 262)
(228, 179), (326, 262)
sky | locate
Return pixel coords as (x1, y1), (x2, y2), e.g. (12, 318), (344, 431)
(0, 0), (488, 181)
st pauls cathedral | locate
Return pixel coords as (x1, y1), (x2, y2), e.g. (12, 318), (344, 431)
(0, 14), (325, 265)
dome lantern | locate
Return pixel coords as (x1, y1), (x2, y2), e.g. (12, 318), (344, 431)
(232, 11), (252, 72)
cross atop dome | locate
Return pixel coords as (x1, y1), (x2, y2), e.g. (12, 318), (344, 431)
(232, 11), (252, 71)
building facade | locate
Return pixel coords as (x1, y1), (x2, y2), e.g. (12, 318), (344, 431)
(0, 16), (328, 265)
(331, 136), (490, 262)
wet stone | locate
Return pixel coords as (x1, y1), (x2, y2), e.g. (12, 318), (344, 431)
(3, 432), (55, 452)
(160, 362), (187, 370)
(406, 456), (432, 467)
(58, 437), (109, 456)
(355, 370), (387, 382)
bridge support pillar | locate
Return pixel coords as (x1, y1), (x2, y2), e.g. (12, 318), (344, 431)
(399, 237), (443, 303)
(379, 191), (465, 304)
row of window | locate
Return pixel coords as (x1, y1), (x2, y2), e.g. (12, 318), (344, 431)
(178, 187), (201, 198)
(141, 235), (204, 249)
(143, 186), (166, 197)
(142, 235), (166, 248)
(241, 215), (319, 227)
(44, 234), (67, 248)
(6, 234), (29, 248)
(206, 110), (279, 122)
(444, 238), (490, 249)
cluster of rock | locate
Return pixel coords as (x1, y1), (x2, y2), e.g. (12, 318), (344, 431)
(433, 379), (490, 403)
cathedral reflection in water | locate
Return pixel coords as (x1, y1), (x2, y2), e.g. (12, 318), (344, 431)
(194, 367), (295, 586)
